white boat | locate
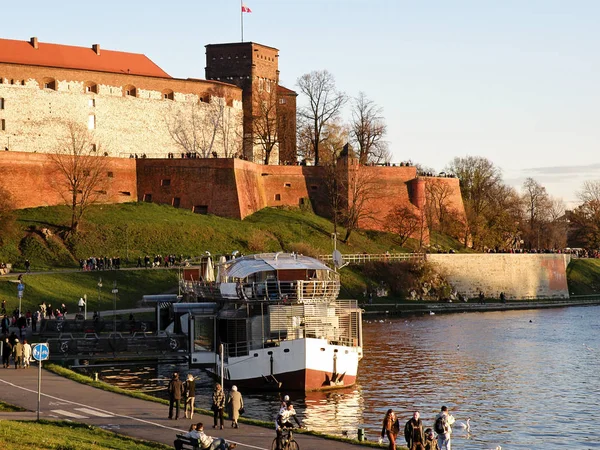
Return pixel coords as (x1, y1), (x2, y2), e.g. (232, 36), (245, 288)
(179, 252), (363, 391)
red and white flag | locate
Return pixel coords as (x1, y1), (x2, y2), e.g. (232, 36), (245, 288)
(242, 3), (252, 13)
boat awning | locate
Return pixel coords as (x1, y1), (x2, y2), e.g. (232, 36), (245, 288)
(225, 253), (333, 280)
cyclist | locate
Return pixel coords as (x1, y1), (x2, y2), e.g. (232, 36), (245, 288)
(275, 402), (302, 450)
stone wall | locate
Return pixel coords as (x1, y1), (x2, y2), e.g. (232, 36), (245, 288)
(0, 62), (242, 158)
(426, 254), (571, 299)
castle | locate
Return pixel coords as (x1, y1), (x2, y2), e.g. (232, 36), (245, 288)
(0, 36), (466, 240)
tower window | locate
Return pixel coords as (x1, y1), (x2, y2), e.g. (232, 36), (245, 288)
(161, 179), (171, 186)
(275, 194), (281, 201)
(0, 98), (4, 109)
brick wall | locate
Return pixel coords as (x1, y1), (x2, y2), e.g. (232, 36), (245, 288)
(0, 151), (136, 208)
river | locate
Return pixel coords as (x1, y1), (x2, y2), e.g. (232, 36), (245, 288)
(93, 305), (600, 449)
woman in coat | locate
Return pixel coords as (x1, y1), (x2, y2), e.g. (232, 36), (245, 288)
(380, 408), (400, 450)
(184, 374), (196, 420)
(227, 385), (244, 428)
(212, 383), (225, 429)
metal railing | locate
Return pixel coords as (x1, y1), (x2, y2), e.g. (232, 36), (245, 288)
(318, 253), (424, 265)
(181, 279), (340, 303)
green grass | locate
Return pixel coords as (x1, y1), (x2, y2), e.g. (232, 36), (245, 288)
(0, 400), (26, 412)
(0, 420), (172, 449)
(567, 259), (600, 295)
(0, 269), (178, 314)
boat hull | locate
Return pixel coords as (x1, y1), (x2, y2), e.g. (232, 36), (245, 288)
(210, 337), (362, 391)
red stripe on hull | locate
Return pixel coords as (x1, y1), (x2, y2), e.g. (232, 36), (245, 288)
(220, 369), (357, 392)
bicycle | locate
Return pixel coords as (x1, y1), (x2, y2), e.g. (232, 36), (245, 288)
(271, 426), (300, 450)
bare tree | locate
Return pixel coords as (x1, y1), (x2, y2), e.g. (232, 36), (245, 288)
(166, 96), (223, 158)
(0, 184), (15, 245)
(297, 70), (347, 166)
(425, 179), (454, 234)
(350, 92), (388, 165)
(568, 181), (600, 248)
(341, 168), (379, 243)
(521, 177), (551, 249)
(49, 122), (109, 232)
(385, 205), (423, 246)
(253, 84), (279, 164)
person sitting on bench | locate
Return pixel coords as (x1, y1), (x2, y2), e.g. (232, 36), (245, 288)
(175, 422), (236, 450)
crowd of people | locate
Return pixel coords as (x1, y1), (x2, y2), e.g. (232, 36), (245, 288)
(1, 334), (32, 369)
(79, 256), (122, 271)
(138, 254), (181, 268)
(381, 406), (461, 450)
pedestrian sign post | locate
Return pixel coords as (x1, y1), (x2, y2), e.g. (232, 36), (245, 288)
(32, 343), (49, 361)
(17, 282), (24, 317)
(32, 343), (50, 421)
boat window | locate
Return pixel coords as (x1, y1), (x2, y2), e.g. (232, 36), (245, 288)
(284, 348), (290, 353)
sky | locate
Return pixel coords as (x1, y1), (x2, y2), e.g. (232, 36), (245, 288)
(3, 0), (599, 207)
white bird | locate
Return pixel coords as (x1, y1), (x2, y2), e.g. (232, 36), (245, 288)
(457, 418), (470, 432)
(429, 311), (435, 315)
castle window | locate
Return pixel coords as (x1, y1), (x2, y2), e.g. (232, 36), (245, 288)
(162, 89), (174, 100)
(124, 85), (137, 97)
(258, 78), (264, 92)
(91, 144), (97, 152)
(0, 119), (5, 131)
(42, 78), (56, 90)
(266, 80), (271, 93)
(0, 98), (4, 109)
(84, 82), (98, 94)
(172, 197), (180, 208)
(88, 114), (96, 130)
(119, 191), (131, 196)
(144, 193), (152, 203)
(275, 194), (281, 201)
(161, 179), (171, 186)
(279, 98), (286, 105)
(284, 183), (291, 188)
(193, 205), (208, 214)
(107, 171), (114, 178)
(89, 99), (95, 107)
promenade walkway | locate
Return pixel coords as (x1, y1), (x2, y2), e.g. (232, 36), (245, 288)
(0, 367), (369, 450)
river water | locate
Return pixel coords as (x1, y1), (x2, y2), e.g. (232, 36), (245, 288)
(94, 305), (600, 449)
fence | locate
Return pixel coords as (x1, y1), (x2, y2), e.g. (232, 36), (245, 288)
(318, 253), (424, 265)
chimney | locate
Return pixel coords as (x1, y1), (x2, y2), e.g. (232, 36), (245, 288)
(92, 44), (100, 56)
(30, 37), (38, 49)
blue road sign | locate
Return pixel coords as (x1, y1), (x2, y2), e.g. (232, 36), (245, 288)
(17, 283), (24, 291)
(32, 343), (50, 361)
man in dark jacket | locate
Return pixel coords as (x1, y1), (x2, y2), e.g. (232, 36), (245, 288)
(404, 411), (425, 450)
(168, 371), (184, 420)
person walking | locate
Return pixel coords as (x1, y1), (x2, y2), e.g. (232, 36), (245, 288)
(168, 371), (184, 420)
(184, 374), (196, 420)
(434, 406), (455, 450)
(227, 385), (244, 428)
(212, 383), (225, 429)
(22, 339), (31, 368)
(12, 338), (23, 369)
(380, 408), (400, 450)
(2, 337), (12, 368)
(404, 411), (425, 450)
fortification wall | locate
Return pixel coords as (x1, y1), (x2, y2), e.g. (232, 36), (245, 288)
(0, 151), (136, 208)
(427, 254), (571, 299)
(0, 63), (242, 158)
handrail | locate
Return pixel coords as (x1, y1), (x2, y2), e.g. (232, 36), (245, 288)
(318, 253), (424, 265)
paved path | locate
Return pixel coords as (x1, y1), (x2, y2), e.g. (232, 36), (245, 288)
(0, 366), (368, 450)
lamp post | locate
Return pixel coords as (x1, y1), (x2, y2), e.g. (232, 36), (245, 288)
(111, 280), (118, 334)
(97, 278), (102, 317)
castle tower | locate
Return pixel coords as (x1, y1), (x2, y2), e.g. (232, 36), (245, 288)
(205, 42), (281, 163)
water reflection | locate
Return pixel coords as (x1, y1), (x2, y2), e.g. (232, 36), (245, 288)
(89, 305), (600, 449)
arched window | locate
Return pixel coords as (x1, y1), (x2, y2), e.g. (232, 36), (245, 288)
(124, 85), (137, 97)
(162, 89), (174, 100)
(84, 81), (98, 94)
(42, 77), (56, 90)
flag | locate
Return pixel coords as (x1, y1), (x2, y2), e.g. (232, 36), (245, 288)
(242, 3), (252, 13)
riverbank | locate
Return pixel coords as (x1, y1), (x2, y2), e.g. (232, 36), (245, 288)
(361, 295), (600, 317)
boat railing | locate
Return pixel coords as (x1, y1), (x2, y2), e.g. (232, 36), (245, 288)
(239, 279), (340, 303)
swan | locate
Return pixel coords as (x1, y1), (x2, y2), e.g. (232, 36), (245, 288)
(457, 418), (470, 432)
(429, 311), (435, 315)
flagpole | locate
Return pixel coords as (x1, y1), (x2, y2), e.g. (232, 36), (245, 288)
(241, 0), (244, 42)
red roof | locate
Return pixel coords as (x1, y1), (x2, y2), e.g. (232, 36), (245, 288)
(0, 37), (171, 78)
(277, 85), (297, 96)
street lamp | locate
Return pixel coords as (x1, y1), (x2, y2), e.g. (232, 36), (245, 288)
(111, 280), (118, 334)
(97, 277), (103, 318)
